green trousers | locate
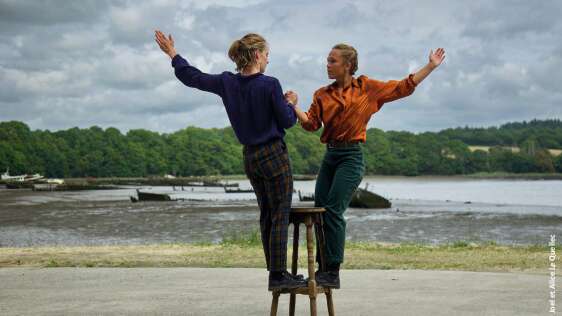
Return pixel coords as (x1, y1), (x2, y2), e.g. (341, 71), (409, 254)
(314, 144), (365, 267)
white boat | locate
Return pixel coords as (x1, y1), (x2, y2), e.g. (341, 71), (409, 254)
(23, 173), (44, 181)
(1, 169), (25, 181)
(1, 169), (44, 182)
(46, 178), (65, 184)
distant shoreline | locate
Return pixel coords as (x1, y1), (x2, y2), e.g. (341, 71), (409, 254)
(64, 172), (562, 182)
(2, 172), (561, 186)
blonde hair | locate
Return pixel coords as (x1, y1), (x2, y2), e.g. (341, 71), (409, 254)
(332, 43), (358, 75)
(228, 33), (268, 72)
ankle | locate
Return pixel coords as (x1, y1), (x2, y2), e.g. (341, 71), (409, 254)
(269, 270), (285, 279)
(327, 263), (340, 273)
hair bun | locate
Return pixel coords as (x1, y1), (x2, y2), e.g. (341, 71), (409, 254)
(237, 39), (246, 49)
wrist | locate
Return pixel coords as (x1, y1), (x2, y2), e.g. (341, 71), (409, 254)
(427, 62), (437, 70)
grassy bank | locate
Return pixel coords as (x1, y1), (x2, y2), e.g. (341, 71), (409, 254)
(464, 172), (562, 180)
(0, 239), (551, 273)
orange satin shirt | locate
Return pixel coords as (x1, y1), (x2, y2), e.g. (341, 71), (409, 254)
(301, 74), (417, 143)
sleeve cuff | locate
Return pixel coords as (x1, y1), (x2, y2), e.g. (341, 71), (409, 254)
(171, 54), (187, 68)
(407, 73), (417, 87)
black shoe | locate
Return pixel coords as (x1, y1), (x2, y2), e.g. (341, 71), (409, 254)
(292, 273), (305, 280)
(315, 271), (340, 289)
(277, 272), (304, 280)
(268, 271), (307, 291)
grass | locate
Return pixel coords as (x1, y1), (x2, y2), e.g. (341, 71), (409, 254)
(220, 229), (262, 247)
(0, 230), (553, 272)
(465, 172), (562, 179)
(343, 241), (549, 272)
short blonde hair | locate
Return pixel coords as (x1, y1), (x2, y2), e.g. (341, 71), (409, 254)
(228, 33), (268, 72)
(332, 43), (358, 75)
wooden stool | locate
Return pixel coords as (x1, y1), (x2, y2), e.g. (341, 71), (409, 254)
(270, 207), (335, 316)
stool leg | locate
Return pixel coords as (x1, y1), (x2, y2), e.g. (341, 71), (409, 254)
(270, 290), (280, 316)
(326, 289), (335, 316)
(289, 223), (299, 316)
(306, 217), (317, 316)
(310, 298), (317, 316)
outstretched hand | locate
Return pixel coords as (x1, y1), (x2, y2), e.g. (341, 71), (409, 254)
(155, 30), (177, 59)
(429, 48), (445, 68)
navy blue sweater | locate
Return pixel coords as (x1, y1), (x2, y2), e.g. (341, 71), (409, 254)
(171, 54), (297, 145)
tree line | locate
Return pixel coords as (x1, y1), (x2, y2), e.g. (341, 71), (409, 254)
(438, 119), (562, 148)
(1, 119), (561, 178)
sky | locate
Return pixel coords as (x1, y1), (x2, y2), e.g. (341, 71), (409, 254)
(0, 0), (561, 134)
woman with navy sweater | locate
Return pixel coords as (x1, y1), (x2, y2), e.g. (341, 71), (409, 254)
(155, 31), (305, 290)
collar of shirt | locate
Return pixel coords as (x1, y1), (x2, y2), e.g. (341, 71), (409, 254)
(326, 76), (360, 92)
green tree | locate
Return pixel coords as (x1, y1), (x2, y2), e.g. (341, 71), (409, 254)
(554, 154), (562, 173)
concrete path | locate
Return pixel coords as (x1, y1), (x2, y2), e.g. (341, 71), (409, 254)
(0, 268), (552, 315)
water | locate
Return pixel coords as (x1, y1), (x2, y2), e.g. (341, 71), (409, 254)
(0, 177), (560, 247)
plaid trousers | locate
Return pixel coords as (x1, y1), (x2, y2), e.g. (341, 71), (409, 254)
(243, 138), (293, 272)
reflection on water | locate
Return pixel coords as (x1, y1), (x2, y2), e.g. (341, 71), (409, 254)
(0, 177), (561, 247)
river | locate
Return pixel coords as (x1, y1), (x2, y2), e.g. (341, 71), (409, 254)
(0, 176), (560, 247)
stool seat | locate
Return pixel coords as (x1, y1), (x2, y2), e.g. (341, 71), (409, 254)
(290, 207), (326, 214)
(272, 285), (332, 295)
(270, 207), (335, 316)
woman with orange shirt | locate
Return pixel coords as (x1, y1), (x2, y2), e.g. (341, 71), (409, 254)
(290, 44), (445, 288)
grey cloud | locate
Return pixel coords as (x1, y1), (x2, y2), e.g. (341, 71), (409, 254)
(0, 0), (109, 26)
(322, 3), (365, 30)
(180, 6), (247, 52)
(1, 23), (108, 72)
(0, 0), (560, 134)
(107, 1), (180, 47)
(462, 1), (561, 40)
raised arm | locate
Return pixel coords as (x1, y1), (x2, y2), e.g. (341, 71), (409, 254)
(367, 48), (445, 109)
(155, 30), (224, 96)
(412, 48), (445, 84)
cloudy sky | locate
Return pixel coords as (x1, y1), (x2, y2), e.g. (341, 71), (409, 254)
(1, 0), (561, 134)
